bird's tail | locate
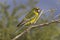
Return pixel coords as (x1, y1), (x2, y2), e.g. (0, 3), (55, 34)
(17, 20), (25, 27)
(11, 26), (25, 36)
(17, 23), (21, 27)
(14, 26), (25, 34)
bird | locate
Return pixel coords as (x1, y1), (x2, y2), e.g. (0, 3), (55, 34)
(17, 7), (42, 27)
(13, 7), (42, 34)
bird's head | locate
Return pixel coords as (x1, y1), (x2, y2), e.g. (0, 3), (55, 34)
(32, 7), (41, 13)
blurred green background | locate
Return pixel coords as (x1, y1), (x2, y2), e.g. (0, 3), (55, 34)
(0, 0), (60, 40)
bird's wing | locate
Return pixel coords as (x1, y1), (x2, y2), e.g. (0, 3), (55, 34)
(17, 19), (30, 27)
(17, 10), (36, 27)
(17, 13), (35, 27)
(25, 10), (35, 19)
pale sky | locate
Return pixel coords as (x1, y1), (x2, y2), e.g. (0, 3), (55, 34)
(0, 0), (60, 15)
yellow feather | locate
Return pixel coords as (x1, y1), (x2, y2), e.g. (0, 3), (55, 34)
(33, 11), (38, 16)
(22, 9), (39, 26)
(30, 11), (39, 23)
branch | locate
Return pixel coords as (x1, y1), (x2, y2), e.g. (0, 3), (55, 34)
(32, 19), (60, 27)
(12, 26), (31, 40)
(12, 19), (60, 40)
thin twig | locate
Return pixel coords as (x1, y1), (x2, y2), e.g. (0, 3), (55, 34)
(12, 19), (60, 40)
(12, 26), (32, 40)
